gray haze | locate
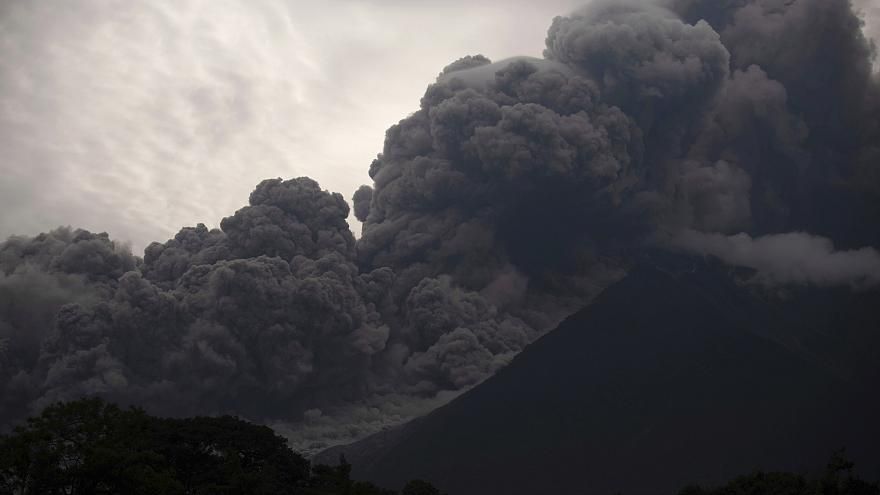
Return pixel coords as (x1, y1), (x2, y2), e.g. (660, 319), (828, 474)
(1, 0), (879, 453)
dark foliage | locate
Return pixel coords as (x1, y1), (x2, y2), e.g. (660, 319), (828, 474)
(0, 398), (440, 495)
(0, 398), (875, 495)
(680, 451), (880, 495)
(401, 479), (442, 495)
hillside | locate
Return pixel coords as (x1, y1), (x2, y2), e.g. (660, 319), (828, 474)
(321, 256), (880, 494)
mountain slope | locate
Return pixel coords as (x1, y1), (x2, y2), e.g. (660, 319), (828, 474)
(323, 257), (880, 494)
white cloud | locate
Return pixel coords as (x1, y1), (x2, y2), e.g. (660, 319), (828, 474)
(670, 230), (880, 289)
(854, 0), (880, 71)
(0, 0), (583, 251)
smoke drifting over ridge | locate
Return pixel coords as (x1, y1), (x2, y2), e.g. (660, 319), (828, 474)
(670, 230), (880, 288)
(1, 0), (879, 450)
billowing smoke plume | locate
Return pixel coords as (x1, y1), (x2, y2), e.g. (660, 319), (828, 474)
(669, 230), (880, 288)
(0, 228), (137, 423)
(1, 0), (878, 451)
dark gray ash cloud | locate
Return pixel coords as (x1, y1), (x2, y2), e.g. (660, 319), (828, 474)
(1, 0), (878, 452)
(352, 186), (374, 224)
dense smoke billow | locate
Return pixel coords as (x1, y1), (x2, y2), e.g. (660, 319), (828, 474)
(1, 0), (878, 451)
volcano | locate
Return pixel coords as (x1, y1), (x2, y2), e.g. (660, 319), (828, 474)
(319, 255), (880, 494)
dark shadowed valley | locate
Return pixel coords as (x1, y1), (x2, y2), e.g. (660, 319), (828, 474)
(321, 255), (880, 494)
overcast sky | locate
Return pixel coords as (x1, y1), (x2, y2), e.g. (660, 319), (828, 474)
(1, 0), (877, 253)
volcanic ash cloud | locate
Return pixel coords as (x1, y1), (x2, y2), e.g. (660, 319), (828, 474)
(2, 0), (879, 451)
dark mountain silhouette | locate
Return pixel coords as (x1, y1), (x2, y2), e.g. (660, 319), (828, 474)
(319, 254), (880, 495)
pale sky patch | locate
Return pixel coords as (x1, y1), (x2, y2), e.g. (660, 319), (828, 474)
(0, 0), (582, 252)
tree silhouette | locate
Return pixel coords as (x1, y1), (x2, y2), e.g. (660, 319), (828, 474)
(678, 450), (879, 495)
(0, 398), (308, 494)
(0, 398), (443, 495)
(401, 479), (442, 495)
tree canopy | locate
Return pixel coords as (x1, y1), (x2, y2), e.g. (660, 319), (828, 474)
(2, 398), (875, 495)
(0, 398), (441, 495)
(679, 451), (880, 495)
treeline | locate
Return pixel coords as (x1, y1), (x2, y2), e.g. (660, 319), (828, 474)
(1, 398), (877, 495)
(0, 398), (441, 494)
(678, 451), (880, 495)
